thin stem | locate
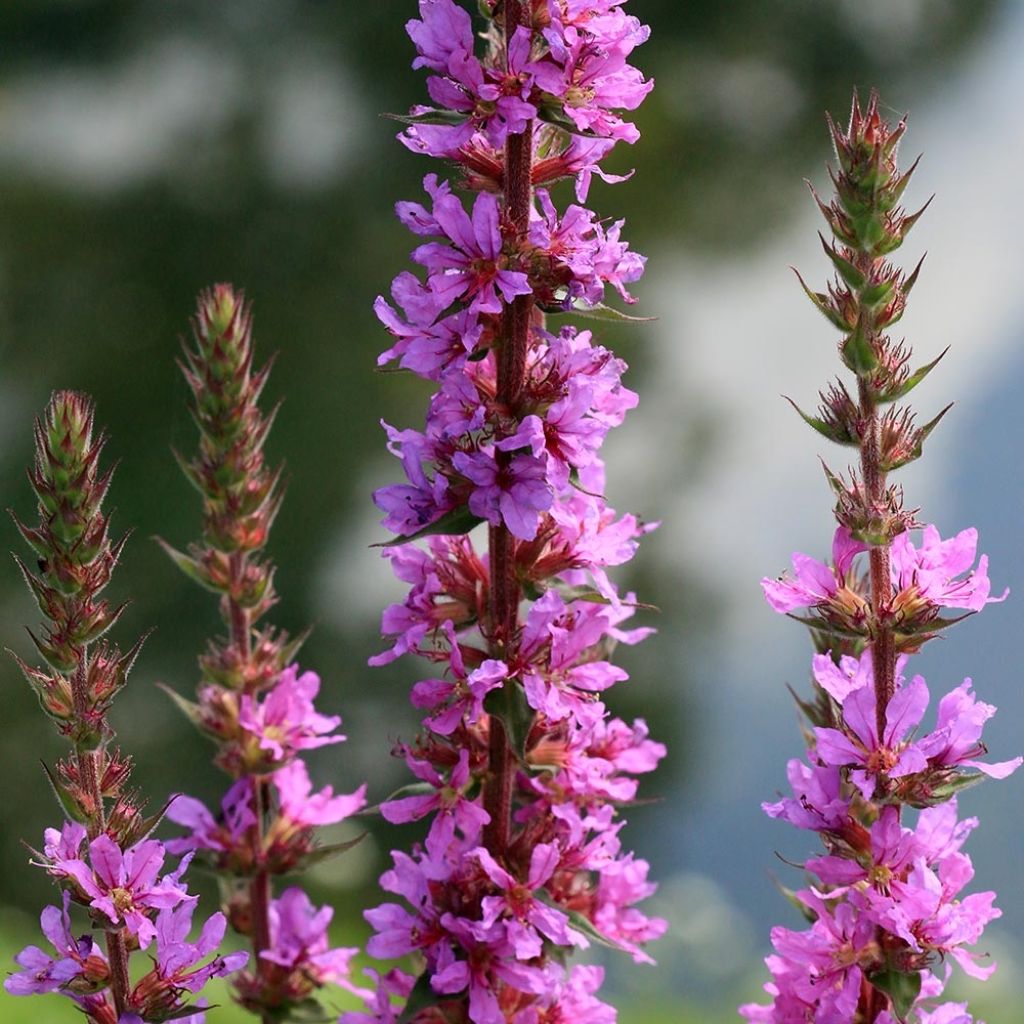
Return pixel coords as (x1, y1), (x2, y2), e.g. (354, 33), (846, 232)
(228, 552), (274, 1024)
(483, 0), (533, 857)
(73, 654), (133, 1017)
(249, 780), (274, 1024)
(857, 375), (895, 740)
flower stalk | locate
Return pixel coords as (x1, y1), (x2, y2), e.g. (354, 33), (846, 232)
(6, 391), (244, 1023)
(160, 285), (367, 1022)
(746, 90), (1020, 1024)
(349, 3), (666, 1020)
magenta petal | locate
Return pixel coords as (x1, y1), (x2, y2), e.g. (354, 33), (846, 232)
(89, 835), (125, 887)
(884, 676), (929, 746)
(380, 793), (438, 824)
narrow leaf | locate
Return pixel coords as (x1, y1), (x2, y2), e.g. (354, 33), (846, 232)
(295, 833), (368, 870)
(791, 269), (849, 332)
(784, 397), (856, 447)
(544, 300), (656, 325)
(876, 347), (948, 404)
(40, 761), (89, 823)
(155, 537), (222, 594)
(157, 683), (205, 728)
(375, 505), (485, 548)
(819, 234), (865, 290)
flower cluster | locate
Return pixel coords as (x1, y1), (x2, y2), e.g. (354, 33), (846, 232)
(742, 93), (1019, 1023)
(5, 392), (240, 1022)
(349, 3), (664, 1021)
(160, 287), (366, 1019)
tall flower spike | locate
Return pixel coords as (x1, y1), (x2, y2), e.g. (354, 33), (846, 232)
(744, 90), (1019, 1024)
(6, 392), (239, 1023)
(160, 285), (366, 1023)
(351, 4), (664, 1021)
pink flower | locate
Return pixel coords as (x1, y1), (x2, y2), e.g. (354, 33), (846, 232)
(761, 526), (865, 614)
(41, 824), (194, 948)
(238, 665), (343, 765)
(814, 671), (931, 800)
(890, 525), (1007, 613)
(473, 843), (586, 958)
(261, 888), (365, 995)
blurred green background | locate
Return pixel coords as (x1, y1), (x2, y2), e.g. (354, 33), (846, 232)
(2, 1), (1023, 1020)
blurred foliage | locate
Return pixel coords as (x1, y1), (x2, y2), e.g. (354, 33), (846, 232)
(0, 0), (1004, 1016)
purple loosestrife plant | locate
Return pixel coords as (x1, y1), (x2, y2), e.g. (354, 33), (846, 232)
(348, 2), (665, 1021)
(158, 287), (368, 1022)
(741, 92), (1021, 1024)
(5, 392), (245, 1023)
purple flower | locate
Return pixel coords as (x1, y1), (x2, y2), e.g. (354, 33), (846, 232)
(381, 748), (489, 859)
(918, 679), (1023, 779)
(261, 887), (364, 995)
(473, 843), (585, 958)
(41, 824), (194, 948)
(166, 778), (256, 859)
(453, 447), (552, 541)
(153, 902), (249, 992)
(273, 758), (368, 828)
(411, 186), (532, 313)
(410, 622), (508, 734)
(5, 893), (96, 996)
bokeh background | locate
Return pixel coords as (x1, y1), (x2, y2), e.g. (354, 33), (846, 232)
(2, 1), (1022, 1021)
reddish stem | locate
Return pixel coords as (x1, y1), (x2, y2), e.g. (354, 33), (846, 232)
(857, 374), (895, 740)
(71, 657), (132, 1017)
(228, 552), (274, 1024)
(483, 0), (533, 857)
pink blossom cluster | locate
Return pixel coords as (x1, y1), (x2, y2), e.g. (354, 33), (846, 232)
(401, 0), (651, 156)
(743, 528), (1020, 1023)
(7, 822), (247, 1022)
(351, 2), (664, 1021)
(167, 664), (367, 1009)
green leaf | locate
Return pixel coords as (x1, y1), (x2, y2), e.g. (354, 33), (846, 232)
(162, 1005), (225, 1022)
(398, 970), (448, 1024)
(860, 279), (894, 310)
(881, 403), (953, 471)
(543, 300), (656, 325)
(535, 100), (604, 139)
(819, 234), (865, 290)
(771, 876), (817, 925)
(904, 770), (986, 809)
(157, 683), (205, 729)
(295, 833), (367, 871)
(155, 537), (222, 594)
(483, 681), (535, 761)
(375, 505), (485, 548)
(383, 108), (468, 127)
(792, 269), (849, 332)
(784, 397), (857, 447)
(535, 892), (633, 954)
(40, 761), (90, 824)
(876, 346), (948, 404)
(841, 325), (880, 376)
(786, 614), (867, 640)
(868, 967), (922, 1022)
